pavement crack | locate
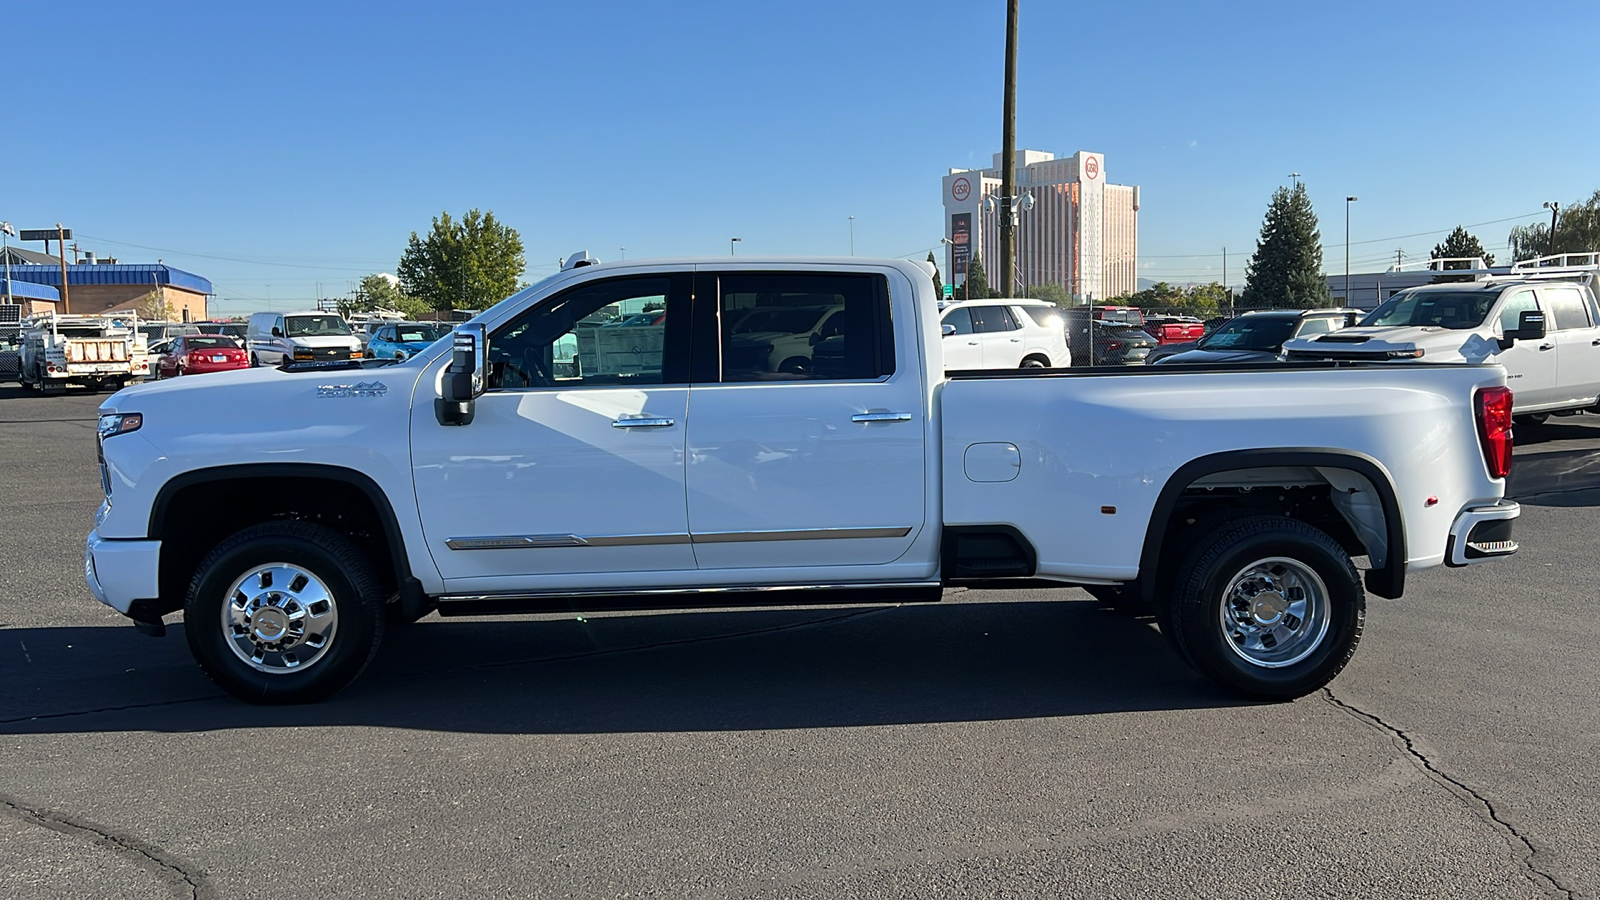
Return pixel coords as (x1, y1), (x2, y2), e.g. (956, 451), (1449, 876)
(0, 792), (216, 899)
(1321, 688), (1573, 900)
(0, 694), (218, 726)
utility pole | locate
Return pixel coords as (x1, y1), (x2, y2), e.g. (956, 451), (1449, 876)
(56, 223), (71, 314)
(998, 0), (1019, 298)
(1396, 248), (1403, 269)
(2, 221), (14, 306)
(1543, 201), (1560, 259)
(1222, 246), (1228, 312)
(848, 216), (855, 256)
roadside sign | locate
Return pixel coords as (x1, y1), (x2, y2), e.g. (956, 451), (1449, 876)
(19, 228), (70, 242)
(942, 284), (953, 298)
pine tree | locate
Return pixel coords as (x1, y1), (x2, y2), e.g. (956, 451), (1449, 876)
(961, 251), (992, 301)
(1431, 226), (1494, 268)
(1241, 183), (1333, 309)
(927, 251), (944, 299)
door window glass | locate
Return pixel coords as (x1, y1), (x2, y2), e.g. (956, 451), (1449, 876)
(1498, 291), (1539, 333)
(971, 306), (1020, 333)
(943, 306), (974, 335)
(1296, 318), (1333, 336)
(1542, 287), (1592, 331)
(489, 277), (679, 389)
(717, 273), (892, 381)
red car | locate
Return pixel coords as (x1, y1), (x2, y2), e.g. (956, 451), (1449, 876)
(155, 335), (250, 378)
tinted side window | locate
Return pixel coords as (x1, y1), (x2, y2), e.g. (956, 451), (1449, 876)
(1498, 291), (1539, 333)
(716, 273), (892, 382)
(488, 276), (685, 390)
(943, 306), (974, 335)
(1543, 287), (1592, 331)
(971, 306), (1019, 333)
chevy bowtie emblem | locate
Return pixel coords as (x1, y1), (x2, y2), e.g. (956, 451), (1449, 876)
(317, 381), (388, 398)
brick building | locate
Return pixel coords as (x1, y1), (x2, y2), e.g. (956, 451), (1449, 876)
(0, 247), (212, 320)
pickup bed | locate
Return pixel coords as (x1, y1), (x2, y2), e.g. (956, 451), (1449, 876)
(87, 257), (1521, 704)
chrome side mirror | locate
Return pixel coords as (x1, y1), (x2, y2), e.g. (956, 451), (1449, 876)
(942, 323), (957, 337)
(438, 323), (487, 426)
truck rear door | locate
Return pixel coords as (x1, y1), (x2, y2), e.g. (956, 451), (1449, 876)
(1538, 284), (1600, 407)
(684, 269), (926, 569)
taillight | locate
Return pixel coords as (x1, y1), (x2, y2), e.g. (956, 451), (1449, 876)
(1475, 386), (1513, 479)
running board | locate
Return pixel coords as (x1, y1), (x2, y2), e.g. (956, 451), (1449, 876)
(435, 582), (943, 617)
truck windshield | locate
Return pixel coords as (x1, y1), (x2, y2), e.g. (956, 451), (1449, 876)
(285, 315), (353, 337)
(1199, 317), (1297, 351)
(1360, 290), (1494, 330)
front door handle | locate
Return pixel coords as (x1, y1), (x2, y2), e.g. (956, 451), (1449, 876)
(852, 412), (914, 423)
(1539, 344), (1555, 351)
(1590, 338), (1599, 346)
(1009, 338), (1021, 342)
(613, 416), (675, 428)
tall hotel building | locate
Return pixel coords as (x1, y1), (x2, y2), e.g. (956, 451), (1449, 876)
(942, 150), (1139, 301)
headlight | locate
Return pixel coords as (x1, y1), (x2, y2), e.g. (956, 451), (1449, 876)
(97, 413), (143, 440)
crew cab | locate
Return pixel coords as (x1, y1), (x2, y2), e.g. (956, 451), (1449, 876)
(1284, 275), (1600, 421)
(87, 257), (1521, 704)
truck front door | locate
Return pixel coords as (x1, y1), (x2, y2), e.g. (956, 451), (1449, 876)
(411, 272), (698, 592)
(684, 270), (926, 571)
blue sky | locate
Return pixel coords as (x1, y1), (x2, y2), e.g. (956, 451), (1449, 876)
(5, 0), (1597, 313)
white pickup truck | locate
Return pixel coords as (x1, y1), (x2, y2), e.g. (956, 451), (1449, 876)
(1285, 266), (1600, 423)
(87, 257), (1521, 704)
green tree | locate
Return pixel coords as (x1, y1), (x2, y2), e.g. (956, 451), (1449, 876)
(341, 274), (432, 320)
(398, 209), (526, 312)
(1026, 282), (1070, 305)
(927, 251), (944, 300)
(1508, 190), (1600, 264)
(959, 251), (992, 300)
(1241, 183), (1333, 309)
(1430, 226), (1494, 267)
(137, 289), (176, 322)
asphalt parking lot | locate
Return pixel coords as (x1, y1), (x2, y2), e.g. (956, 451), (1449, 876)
(1, 383), (1596, 899)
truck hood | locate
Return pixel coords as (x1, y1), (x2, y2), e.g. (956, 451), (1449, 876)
(100, 360), (415, 416)
(1282, 326), (1501, 363)
(1155, 347), (1283, 365)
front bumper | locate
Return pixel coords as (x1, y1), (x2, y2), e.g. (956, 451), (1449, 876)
(1444, 500), (1520, 567)
(84, 530), (162, 615)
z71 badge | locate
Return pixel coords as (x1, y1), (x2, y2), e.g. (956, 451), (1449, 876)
(317, 381), (388, 398)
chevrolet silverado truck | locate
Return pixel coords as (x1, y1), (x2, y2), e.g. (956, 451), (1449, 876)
(87, 256), (1521, 704)
(1284, 265), (1600, 424)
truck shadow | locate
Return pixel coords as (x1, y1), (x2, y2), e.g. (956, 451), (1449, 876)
(0, 596), (1244, 735)
(1511, 445), (1600, 507)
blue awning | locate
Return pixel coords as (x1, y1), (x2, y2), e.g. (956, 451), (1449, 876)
(1, 279), (60, 302)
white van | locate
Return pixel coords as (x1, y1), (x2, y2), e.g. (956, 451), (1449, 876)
(246, 311), (364, 366)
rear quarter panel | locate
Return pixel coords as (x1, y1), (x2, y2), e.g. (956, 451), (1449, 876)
(939, 364), (1508, 582)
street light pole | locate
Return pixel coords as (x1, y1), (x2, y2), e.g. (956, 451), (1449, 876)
(1345, 196), (1358, 301)
(730, 237), (741, 256)
(1543, 201), (1560, 259)
(998, 0), (1019, 299)
(1, 221), (15, 306)
(848, 216), (855, 256)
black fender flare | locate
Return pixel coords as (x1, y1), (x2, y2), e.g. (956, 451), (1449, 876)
(1136, 448), (1407, 605)
(148, 462), (416, 591)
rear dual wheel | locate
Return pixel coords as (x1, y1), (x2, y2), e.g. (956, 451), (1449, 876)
(1164, 516), (1364, 700)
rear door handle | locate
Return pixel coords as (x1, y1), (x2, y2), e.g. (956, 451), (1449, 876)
(613, 416), (675, 428)
(1590, 339), (1600, 346)
(852, 412), (914, 423)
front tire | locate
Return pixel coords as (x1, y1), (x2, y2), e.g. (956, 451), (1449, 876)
(1167, 516), (1364, 700)
(184, 522), (386, 704)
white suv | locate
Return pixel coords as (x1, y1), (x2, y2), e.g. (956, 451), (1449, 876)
(940, 298), (1071, 369)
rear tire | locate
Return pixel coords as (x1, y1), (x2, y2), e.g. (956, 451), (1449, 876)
(184, 522), (386, 704)
(1020, 355), (1049, 368)
(1166, 515), (1364, 700)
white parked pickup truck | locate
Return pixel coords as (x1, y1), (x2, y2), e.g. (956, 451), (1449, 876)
(87, 256), (1522, 704)
(1284, 269), (1600, 422)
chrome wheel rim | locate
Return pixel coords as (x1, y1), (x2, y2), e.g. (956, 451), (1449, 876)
(1218, 557), (1329, 668)
(222, 563), (339, 674)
